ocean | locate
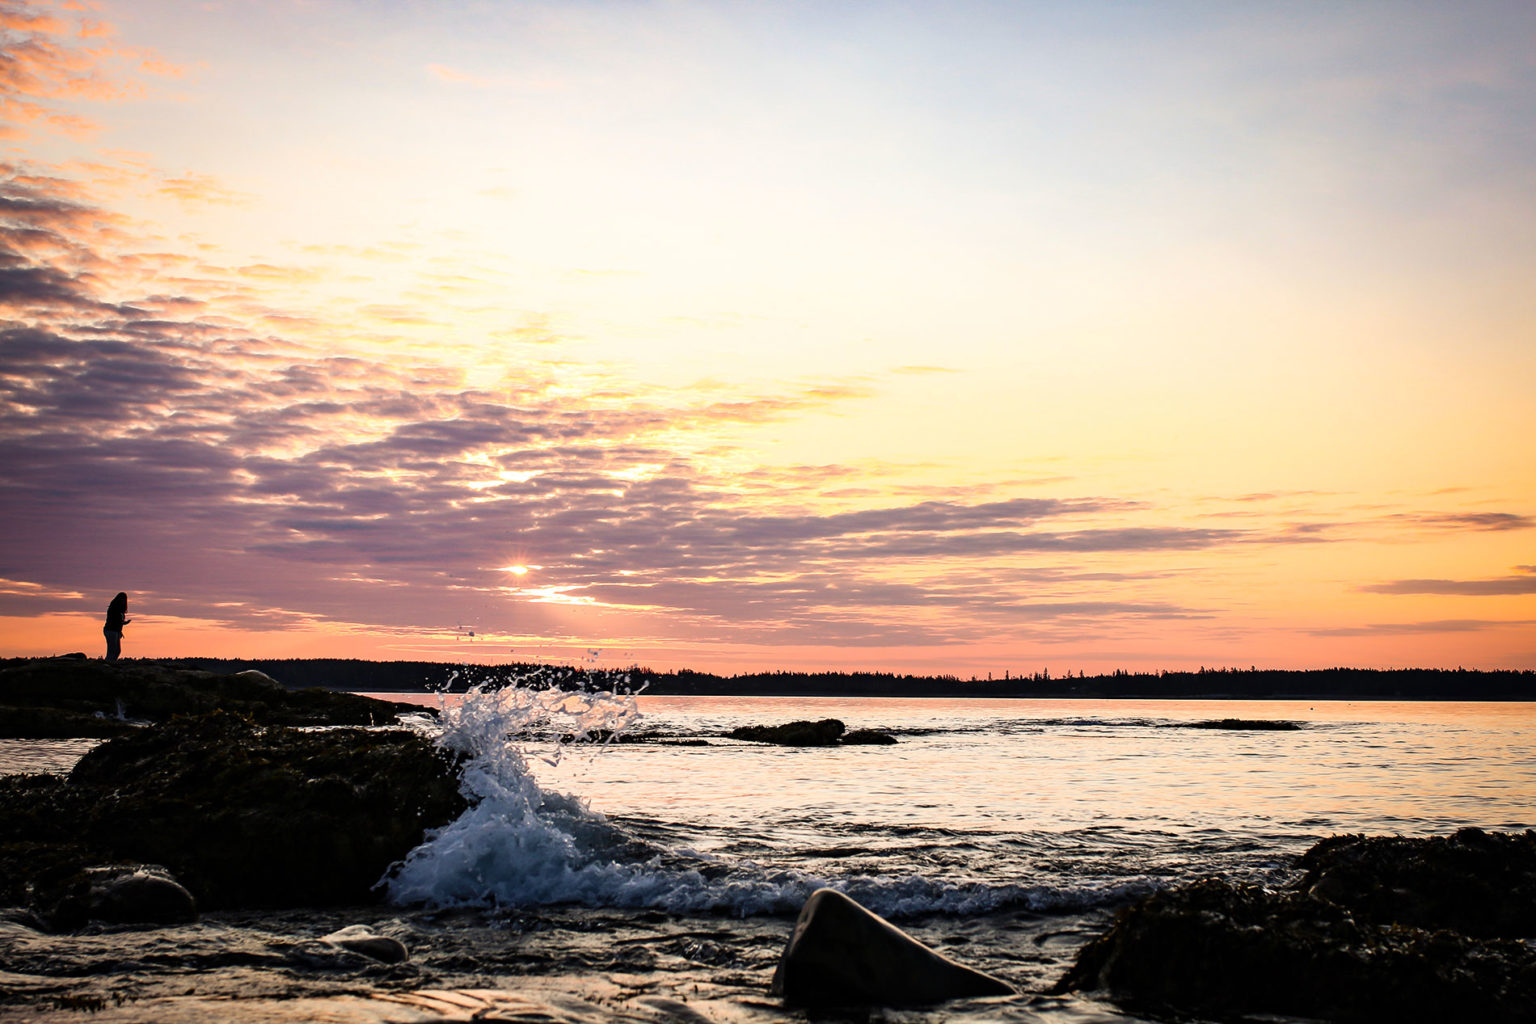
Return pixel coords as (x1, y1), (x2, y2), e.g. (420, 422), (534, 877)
(2, 687), (1533, 1022)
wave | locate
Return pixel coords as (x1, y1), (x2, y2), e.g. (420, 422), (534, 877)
(381, 679), (1158, 918)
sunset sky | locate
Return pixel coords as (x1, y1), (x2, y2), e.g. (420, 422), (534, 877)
(1, 0), (1533, 676)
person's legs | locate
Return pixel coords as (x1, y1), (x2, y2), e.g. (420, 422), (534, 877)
(104, 627), (120, 662)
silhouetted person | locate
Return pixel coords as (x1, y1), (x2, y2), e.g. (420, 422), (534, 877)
(104, 592), (130, 662)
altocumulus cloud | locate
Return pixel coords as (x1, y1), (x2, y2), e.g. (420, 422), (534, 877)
(3, 147), (1516, 648)
(0, 154), (1253, 644)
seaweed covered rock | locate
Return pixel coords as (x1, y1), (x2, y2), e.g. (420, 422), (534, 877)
(1298, 827), (1536, 937)
(730, 719), (846, 746)
(1, 711), (464, 916)
(773, 888), (1013, 1007)
(1055, 829), (1536, 1023)
(0, 659), (422, 737)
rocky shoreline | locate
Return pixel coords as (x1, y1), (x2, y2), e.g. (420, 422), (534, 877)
(1055, 827), (1536, 1023)
(3, 662), (1533, 1021)
(0, 658), (424, 738)
(0, 710), (464, 925)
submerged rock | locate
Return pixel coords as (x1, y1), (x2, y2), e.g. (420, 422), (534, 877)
(0, 711), (465, 916)
(772, 888), (1014, 1008)
(0, 658), (422, 737)
(1055, 829), (1536, 1023)
(728, 719), (897, 746)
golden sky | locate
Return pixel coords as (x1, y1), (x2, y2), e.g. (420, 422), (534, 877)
(1, 0), (1533, 675)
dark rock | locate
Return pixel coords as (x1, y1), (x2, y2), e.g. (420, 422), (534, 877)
(729, 719), (845, 745)
(841, 729), (897, 745)
(323, 925), (409, 963)
(1179, 718), (1301, 730)
(0, 774), (95, 907)
(1054, 830), (1536, 1023)
(27, 863), (198, 931)
(0, 705), (138, 739)
(772, 888), (1014, 1008)
(0, 659), (422, 738)
(1297, 827), (1536, 937)
(0, 711), (465, 913)
(86, 865), (197, 926)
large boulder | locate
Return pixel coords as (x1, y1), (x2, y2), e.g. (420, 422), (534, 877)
(771, 888), (1014, 1008)
(0, 711), (464, 916)
(1055, 829), (1536, 1024)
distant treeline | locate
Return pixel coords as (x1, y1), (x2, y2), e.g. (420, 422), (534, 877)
(140, 658), (1536, 700)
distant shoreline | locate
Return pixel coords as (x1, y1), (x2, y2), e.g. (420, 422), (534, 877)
(20, 657), (1532, 701)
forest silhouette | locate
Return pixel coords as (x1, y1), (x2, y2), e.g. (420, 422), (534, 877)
(146, 659), (1536, 700)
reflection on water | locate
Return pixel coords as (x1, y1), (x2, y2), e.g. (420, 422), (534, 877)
(517, 697), (1536, 840)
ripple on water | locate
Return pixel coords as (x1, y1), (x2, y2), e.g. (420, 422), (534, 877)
(0, 737), (101, 775)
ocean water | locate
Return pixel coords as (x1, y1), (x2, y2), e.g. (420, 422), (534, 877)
(3, 686), (1534, 1023)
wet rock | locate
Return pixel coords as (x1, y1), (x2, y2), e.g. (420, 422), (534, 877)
(841, 729), (897, 745)
(1179, 718), (1300, 730)
(729, 719), (846, 746)
(0, 711), (465, 913)
(323, 924), (408, 963)
(1055, 829), (1536, 1023)
(1297, 827), (1536, 937)
(0, 658), (422, 737)
(772, 888), (1014, 1008)
(85, 865), (198, 926)
(27, 864), (197, 931)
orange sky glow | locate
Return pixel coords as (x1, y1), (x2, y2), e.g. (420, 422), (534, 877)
(1, 0), (1533, 678)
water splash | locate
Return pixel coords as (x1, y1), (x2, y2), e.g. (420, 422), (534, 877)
(383, 672), (657, 908)
(382, 671), (1156, 917)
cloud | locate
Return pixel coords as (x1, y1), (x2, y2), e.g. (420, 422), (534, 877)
(1310, 619), (1536, 637)
(10, 13), (1524, 659)
(0, 3), (186, 140)
(1362, 568), (1536, 596)
(425, 63), (490, 87)
(1411, 512), (1535, 532)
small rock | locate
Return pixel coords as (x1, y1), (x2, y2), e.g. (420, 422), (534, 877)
(85, 864), (197, 926)
(841, 729), (897, 745)
(323, 925), (408, 963)
(771, 888), (1014, 1007)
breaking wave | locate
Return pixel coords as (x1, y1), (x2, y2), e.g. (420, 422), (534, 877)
(381, 678), (1159, 918)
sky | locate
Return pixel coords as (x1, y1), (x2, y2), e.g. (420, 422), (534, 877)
(1, 0), (1533, 677)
